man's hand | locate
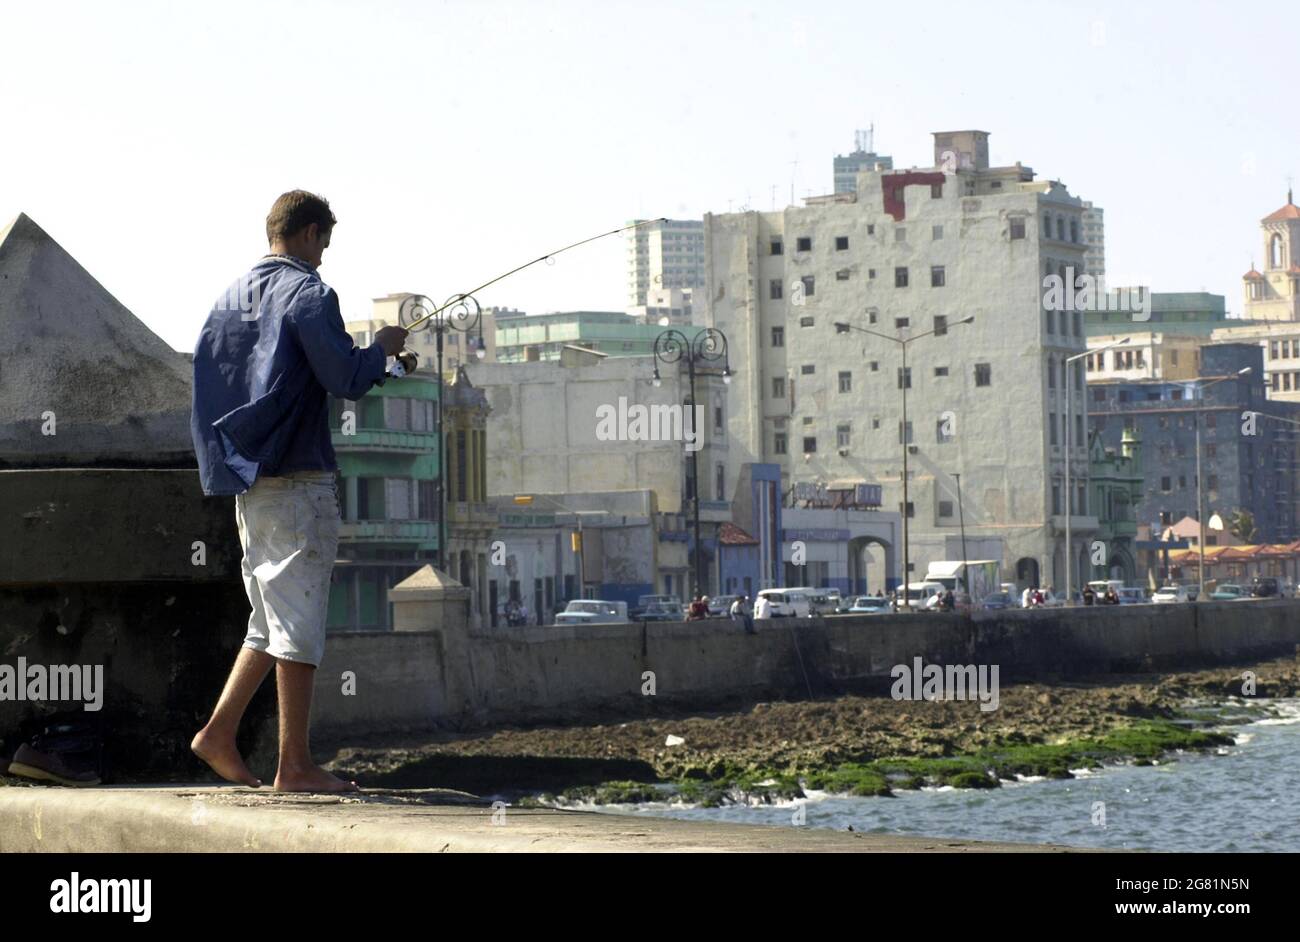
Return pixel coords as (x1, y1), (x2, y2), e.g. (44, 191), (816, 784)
(375, 325), (409, 356)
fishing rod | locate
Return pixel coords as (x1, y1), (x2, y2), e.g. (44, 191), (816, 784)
(395, 214), (665, 332)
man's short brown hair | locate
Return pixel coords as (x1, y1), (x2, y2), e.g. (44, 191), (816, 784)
(266, 190), (337, 244)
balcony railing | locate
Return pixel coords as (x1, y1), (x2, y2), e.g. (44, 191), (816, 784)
(331, 428), (438, 453)
(339, 520), (438, 543)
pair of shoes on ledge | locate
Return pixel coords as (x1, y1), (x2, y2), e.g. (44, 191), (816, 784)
(6, 742), (101, 786)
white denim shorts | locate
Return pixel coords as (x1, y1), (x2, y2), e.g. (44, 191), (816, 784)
(234, 470), (340, 667)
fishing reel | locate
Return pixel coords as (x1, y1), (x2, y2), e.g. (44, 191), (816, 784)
(387, 350), (419, 378)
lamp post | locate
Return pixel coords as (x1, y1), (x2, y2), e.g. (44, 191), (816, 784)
(834, 315), (974, 609)
(1064, 336), (1129, 604)
(398, 294), (486, 573)
(1188, 368), (1252, 599)
(651, 327), (732, 600)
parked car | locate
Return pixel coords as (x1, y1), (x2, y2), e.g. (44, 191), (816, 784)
(1116, 587), (1147, 605)
(1251, 576), (1281, 598)
(707, 595), (740, 617)
(554, 600), (630, 625)
(1152, 585), (1191, 604)
(639, 600), (684, 622)
(786, 587), (838, 615)
(1210, 583), (1247, 601)
(847, 595), (890, 614)
(980, 591), (1016, 611)
(823, 589), (848, 612)
(633, 594), (678, 619)
(756, 588), (811, 618)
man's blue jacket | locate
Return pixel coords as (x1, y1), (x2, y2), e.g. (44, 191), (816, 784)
(190, 255), (388, 496)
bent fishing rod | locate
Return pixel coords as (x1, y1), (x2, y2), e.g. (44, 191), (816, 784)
(387, 217), (667, 375)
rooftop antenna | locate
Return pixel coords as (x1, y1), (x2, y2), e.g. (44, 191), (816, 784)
(789, 158), (799, 207)
(855, 124), (874, 154)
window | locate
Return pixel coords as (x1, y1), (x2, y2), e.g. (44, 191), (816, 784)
(1206, 413), (1216, 428)
(1052, 484), (1061, 515)
(872, 416), (880, 429)
(902, 501), (915, 518)
(772, 377), (785, 398)
(1207, 474), (1218, 490)
(930, 182), (943, 198)
(897, 366), (911, 389)
(770, 279), (783, 300)
(1178, 475), (1187, 490)
(1048, 359), (1056, 388)
(774, 432), (787, 454)
(796, 236), (812, 252)
(895, 317), (910, 329)
(1056, 217), (1066, 240)
(801, 274), (815, 297)
(838, 371), (852, 393)
(836, 425), (851, 448)
(799, 316), (815, 327)
(934, 314), (947, 335)
(801, 364), (815, 374)
(1009, 217), (1026, 240)
(895, 227), (906, 243)
(714, 405), (724, 432)
(1043, 212), (1051, 236)
(975, 363), (991, 386)
(771, 326), (784, 347)
(1070, 219), (1079, 243)
(867, 224), (875, 235)
(939, 500), (954, 517)
(836, 269), (850, 281)
(835, 236), (849, 251)
(1161, 476), (1171, 492)
(869, 361), (879, 371)
(868, 268), (876, 280)
(771, 239), (783, 256)
(1206, 443), (1217, 458)
(936, 418), (954, 443)
(931, 265), (945, 287)
(1049, 414), (1057, 445)
(898, 421), (913, 444)
(932, 225), (944, 240)
(716, 463), (725, 501)
(803, 436), (817, 453)
(935, 366), (949, 377)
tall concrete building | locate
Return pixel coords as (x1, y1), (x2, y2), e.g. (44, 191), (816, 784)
(702, 129), (1099, 590)
(1081, 201), (1105, 292)
(626, 218), (705, 311)
(833, 128), (893, 194)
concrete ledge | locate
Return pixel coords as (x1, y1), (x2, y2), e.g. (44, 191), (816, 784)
(0, 785), (1084, 853)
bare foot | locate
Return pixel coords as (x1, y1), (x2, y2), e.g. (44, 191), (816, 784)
(274, 765), (360, 793)
(191, 728), (262, 787)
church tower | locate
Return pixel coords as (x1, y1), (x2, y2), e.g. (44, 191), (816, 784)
(1244, 188), (1300, 321)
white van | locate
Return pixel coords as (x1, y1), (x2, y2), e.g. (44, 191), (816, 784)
(756, 589), (811, 618)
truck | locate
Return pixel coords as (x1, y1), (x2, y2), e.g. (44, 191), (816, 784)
(922, 560), (1000, 604)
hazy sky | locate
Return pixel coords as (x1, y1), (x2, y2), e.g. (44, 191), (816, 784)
(1, 0), (1295, 352)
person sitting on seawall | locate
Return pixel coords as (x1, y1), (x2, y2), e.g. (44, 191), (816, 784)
(753, 593), (774, 620)
(730, 595), (756, 634)
(1082, 584), (1095, 606)
(1103, 586), (1120, 606)
(687, 596), (709, 620)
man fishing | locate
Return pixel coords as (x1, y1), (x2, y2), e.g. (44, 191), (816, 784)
(189, 190), (407, 792)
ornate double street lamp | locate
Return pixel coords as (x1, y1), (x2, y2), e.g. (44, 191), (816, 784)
(834, 315), (974, 609)
(650, 327), (731, 599)
(398, 294), (486, 572)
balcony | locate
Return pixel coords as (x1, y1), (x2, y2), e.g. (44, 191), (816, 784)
(1049, 514), (1100, 534)
(332, 428), (438, 454)
(339, 520), (438, 545)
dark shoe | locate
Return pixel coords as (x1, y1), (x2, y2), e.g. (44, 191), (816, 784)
(7, 742), (100, 786)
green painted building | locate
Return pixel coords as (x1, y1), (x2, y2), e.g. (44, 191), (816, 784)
(1085, 291), (1235, 337)
(326, 371), (441, 632)
(1088, 426), (1143, 582)
(494, 310), (707, 362)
